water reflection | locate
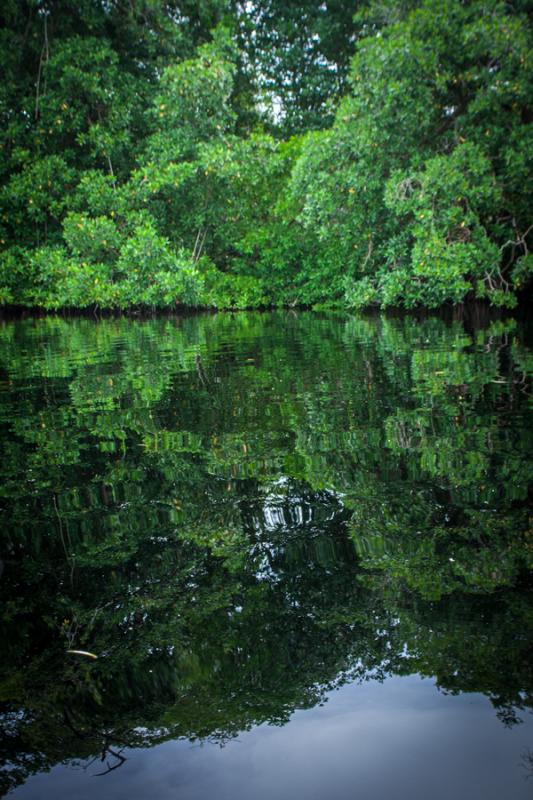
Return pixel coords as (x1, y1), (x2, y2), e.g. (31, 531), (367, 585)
(13, 679), (533, 800)
(0, 311), (532, 797)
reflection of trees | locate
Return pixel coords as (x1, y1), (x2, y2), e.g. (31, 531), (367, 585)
(0, 311), (532, 794)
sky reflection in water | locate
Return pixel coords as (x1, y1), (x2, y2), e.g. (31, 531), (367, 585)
(14, 677), (533, 800)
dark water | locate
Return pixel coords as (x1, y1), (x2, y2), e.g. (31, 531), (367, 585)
(1, 311), (532, 799)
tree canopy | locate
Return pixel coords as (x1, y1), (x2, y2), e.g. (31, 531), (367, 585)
(0, 0), (531, 310)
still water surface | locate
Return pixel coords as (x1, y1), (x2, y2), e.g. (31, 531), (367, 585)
(1, 311), (532, 799)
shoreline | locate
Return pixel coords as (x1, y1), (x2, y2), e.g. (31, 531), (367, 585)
(0, 299), (530, 328)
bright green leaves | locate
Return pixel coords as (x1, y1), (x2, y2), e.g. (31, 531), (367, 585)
(11, 210), (204, 310)
(34, 36), (139, 178)
(0, 156), (76, 245)
(144, 33), (237, 165)
(63, 213), (123, 264)
(115, 221), (203, 306)
(380, 143), (503, 307)
(0, 0), (531, 311)
(294, 0), (532, 310)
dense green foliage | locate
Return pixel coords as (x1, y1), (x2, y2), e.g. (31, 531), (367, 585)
(0, 311), (532, 792)
(0, 0), (532, 310)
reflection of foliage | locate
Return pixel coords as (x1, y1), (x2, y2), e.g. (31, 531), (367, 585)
(0, 311), (532, 794)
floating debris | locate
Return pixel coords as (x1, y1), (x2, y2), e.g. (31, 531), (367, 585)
(66, 649), (98, 660)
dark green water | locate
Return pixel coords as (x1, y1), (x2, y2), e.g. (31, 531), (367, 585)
(1, 311), (532, 799)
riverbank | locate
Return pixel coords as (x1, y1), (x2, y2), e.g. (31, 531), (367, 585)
(1, 298), (530, 333)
